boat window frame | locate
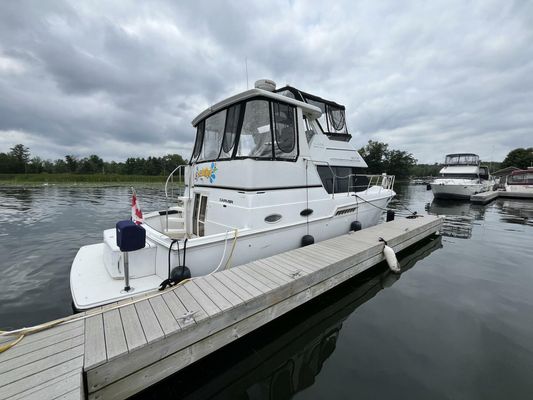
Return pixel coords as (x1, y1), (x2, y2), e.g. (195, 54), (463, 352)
(272, 101), (298, 159)
(218, 103), (243, 160)
(191, 120), (205, 163)
(189, 95), (300, 164)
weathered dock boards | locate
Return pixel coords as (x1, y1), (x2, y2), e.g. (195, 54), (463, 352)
(471, 190), (533, 204)
(0, 215), (442, 400)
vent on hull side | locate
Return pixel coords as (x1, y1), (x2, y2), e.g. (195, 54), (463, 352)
(335, 206), (358, 216)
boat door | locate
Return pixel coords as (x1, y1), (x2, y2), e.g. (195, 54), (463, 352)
(192, 193), (208, 237)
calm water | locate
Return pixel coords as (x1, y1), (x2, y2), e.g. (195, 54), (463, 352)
(1, 183), (532, 399)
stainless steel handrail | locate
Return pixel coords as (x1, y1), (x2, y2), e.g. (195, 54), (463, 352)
(164, 165), (185, 231)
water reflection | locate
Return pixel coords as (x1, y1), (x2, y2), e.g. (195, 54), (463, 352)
(424, 199), (487, 239)
(134, 236), (443, 400)
(496, 199), (533, 226)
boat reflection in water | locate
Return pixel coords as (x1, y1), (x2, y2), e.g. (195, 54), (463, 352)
(133, 235), (443, 400)
(496, 199), (533, 226)
(425, 199), (485, 239)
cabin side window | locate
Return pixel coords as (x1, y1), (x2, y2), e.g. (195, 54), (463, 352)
(199, 110), (226, 162)
(191, 120), (205, 162)
(441, 173), (478, 179)
(317, 166), (369, 194)
(219, 104), (241, 159)
(236, 100), (272, 158)
(272, 102), (297, 159)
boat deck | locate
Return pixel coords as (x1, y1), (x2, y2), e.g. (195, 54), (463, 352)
(0, 215), (442, 400)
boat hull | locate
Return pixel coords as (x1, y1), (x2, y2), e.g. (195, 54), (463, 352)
(71, 195), (392, 310)
(431, 182), (491, 200)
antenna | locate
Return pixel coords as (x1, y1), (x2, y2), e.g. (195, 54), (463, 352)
(245, 57), (249, 89)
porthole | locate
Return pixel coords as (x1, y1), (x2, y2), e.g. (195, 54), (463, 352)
(300, 208), (313, 216)
(265, 214), (282, 223)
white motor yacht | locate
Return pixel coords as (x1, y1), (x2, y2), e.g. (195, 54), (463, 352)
(505, 167), (533, 193)
(70, 79), (396, 310)
(431, 153), (492, 200)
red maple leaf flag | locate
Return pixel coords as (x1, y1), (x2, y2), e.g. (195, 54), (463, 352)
(131, 188), (143, 225)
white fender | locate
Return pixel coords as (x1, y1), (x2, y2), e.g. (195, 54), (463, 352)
(383, 244), (400, 273)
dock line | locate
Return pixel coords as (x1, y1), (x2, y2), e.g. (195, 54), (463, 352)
(0, 277), (192, 353)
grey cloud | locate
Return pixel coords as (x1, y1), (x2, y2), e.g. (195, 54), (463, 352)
(0, 0), (532, 163)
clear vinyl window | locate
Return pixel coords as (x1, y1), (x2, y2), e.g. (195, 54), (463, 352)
(272, 102), (297, 159)
(199, 110), (227, 162)
(236, 100), (273, 158)
(219, 104), (241, 159)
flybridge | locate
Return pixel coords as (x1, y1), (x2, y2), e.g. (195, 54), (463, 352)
(275, 86), (351, 142)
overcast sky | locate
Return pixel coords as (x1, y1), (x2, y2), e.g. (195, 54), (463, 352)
(0, 1), (532, 164)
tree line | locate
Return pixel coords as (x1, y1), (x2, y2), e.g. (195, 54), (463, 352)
(1, 143), (531, 178)
(0, 144), (187, 176)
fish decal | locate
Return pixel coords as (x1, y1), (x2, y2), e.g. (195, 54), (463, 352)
(195, 162), (218, 183)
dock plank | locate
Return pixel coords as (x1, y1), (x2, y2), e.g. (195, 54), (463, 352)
(183, 281), (221, 316)
(194, 278), (234, 310)
(149, 296), (180, 336)
(0, 344), (83, 390)
(0, 355), (83, 400)
(0, 322), (83, 363)
(240, 264), (283, 288)
(202, 275), (243, 307)
(223, 269), (266, 296)
(161, 291), (193, 328)
(84, 314), (106, 369)
(9, 370), (81, 400)
(173, 284), (209, 323)
(103, 309), (128, 361)
(259, 258), (310, 280)
(0, 333), (83, 374)
(135, 300), (164, 343)
(268, 253), (316, 274)
(119, 305), (147, 352)
(249, 261), (292, 284)
(212, 272), (254, 302)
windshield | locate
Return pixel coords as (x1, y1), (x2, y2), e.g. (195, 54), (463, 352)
(508, 173), (533, 184)
(191, 97), (298, 163)
(445, 154), (479, 165)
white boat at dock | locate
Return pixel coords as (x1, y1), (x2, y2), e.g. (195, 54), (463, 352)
(505, 167), (533, 194)
(70, 79), (396, 310)
(431, 153), (493, 200)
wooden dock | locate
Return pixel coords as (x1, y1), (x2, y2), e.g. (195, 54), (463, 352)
(0, 215), (442, 400)
(470, 190), (533, 204)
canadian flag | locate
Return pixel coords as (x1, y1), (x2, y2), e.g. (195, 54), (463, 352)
(131, 188), (143, 225)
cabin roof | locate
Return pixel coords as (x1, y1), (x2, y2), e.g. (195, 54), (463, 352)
(191, 88), (322, 126)
(445, 153), (479, 157)
(274, 86), (346, 110)
(491, 166), (521, 177)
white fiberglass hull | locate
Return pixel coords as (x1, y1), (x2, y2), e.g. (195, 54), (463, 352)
(505, 184), (533, 194)
(70, 194), (392, 310)
(431, 180), (491, 200)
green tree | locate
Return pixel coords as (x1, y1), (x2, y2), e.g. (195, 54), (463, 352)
(501, 147), (533, 169)
(0, 152), (18, 173)
(386, 149), (417, 178)
(27, 156), (43, 173)
(358, 140), (389, 173)
(358, 140), (416, 178)
(9, 144), (30, 173)
(65, 155), (78, 172)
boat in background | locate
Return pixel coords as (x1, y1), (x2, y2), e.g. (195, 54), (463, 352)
(505, 167), (533, 193)
(431, 153), (493, 200)
(70, 79), (396, 310)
